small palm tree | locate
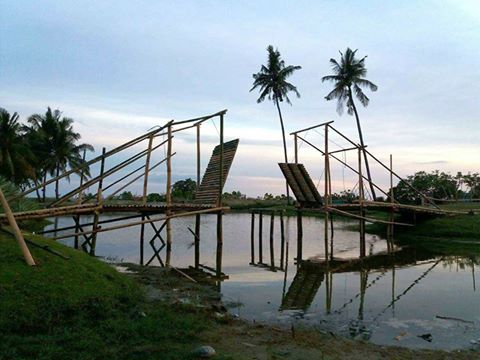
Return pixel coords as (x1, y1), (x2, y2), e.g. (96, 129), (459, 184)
(0, 108), (35, 187)
(250, 45), (301, 202)
(322, 48), (378, 199)
(28, 108), (93, 200)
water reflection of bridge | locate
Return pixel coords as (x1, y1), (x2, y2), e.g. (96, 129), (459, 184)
(280, 248), (478, 322)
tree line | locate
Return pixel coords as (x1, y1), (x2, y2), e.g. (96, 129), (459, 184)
(392, 171), (480, 204)
(0, 107), (93, 201)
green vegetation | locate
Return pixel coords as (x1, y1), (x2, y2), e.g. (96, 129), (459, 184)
(0, 107), (93, 200)
(322, 48), (378, 199)
(250, 45), (301, 201)
(0, 233), (212, 360)
(393, 170), (480, 204)
(172, 178), (197, 201)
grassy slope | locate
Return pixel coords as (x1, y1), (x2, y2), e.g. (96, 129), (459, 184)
(0, 233), (210, 360)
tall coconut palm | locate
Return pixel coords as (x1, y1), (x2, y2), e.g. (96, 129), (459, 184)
(250, 45), (301, 202)
(28, 108), (93, 200)
(0, 108), (36, 187)
(322, 48), (378, 199)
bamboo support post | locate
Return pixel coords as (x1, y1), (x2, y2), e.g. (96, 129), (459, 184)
(77, 149), (87, 204)
(97, 147), (106, 204)
(269, 211), (275, 270)
(280, 211), (285, 270)
(328, 150), (334, 261)
(140, 215), (145, 265)
(216, 114), (224, 278)
(358, 148), (366, 258)
(250, 212), (255, 264)
(142, 135), (154, 205)
(74, 150), (86, 250)
(90, 147), (106, 256)
(294, 134), (298, 164)
(166, 125), (173, 266)
(258, 211), (263, 263)
(388, 154), (394, 247)
(324, 125), (330, 261)
(0, 188), (36, 266)
(194, 123), (201, 269)
(296, 209), (303, 265)
(194, 214), (201, 268)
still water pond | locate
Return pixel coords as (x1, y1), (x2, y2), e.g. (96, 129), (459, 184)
(45, 213), (480, 350)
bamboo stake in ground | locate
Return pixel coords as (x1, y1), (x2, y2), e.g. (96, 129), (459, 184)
(0, 188), (36, 266)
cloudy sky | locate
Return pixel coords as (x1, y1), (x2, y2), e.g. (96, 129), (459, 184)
(1, 1), (479, 197)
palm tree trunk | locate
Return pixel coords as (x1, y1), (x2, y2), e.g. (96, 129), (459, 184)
(42, 172), (47, 203)
(348, 87), (377, 200)
(55, 166), (60, 200)
(275, 99), (291, 204)
(33, 178), (41, 202)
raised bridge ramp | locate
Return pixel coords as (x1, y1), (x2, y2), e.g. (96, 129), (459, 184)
(278, 163), (323, 207)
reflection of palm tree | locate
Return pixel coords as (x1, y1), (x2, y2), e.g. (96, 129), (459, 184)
(251, 46), (301, 202)
(28, 108), (93, 200)
(322, 48), (378, 199)
(0, 108), (35, 186)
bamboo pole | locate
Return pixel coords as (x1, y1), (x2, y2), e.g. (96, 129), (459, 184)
(258, 211), (263, 263)
(50, 207), (229, 241)
(75, 149), (87, 249)
(324, 125), (330, 261)
(194, 214), (201, 269)
(194, 123), (201, 269)
(328, 151), (333, 261)
(142, 135), (154, 205)
(140, 215), (145, 265)
(280, 211), (285, 270)
(166, 125), (173, 266)
(289, 120), (334, 135)
(389, 154), (394, 242)
(294, 134), (298, 164)
(216, 114), (224, 278)
(250, 212), (255, 264)
(269, 211), (275, 270)
(296, 210), (303, 265)
(91, 147), (106, 255)
(358, 148), (366, 258)
(326, 207), (413, 226)
(0, 188), (36, 266)
(77, 149), (87, 204)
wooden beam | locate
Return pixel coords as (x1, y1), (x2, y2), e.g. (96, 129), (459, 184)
(0, 188), (35, 265)
(50, 207), (229, 241)
(290, 120), (334, 135)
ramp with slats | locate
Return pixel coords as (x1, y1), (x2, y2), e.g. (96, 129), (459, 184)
(279, 163), (323, 207)
(194, 139), (240, 205)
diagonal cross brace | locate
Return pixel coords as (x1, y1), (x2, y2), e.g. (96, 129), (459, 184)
(145, 215), (166, 266)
